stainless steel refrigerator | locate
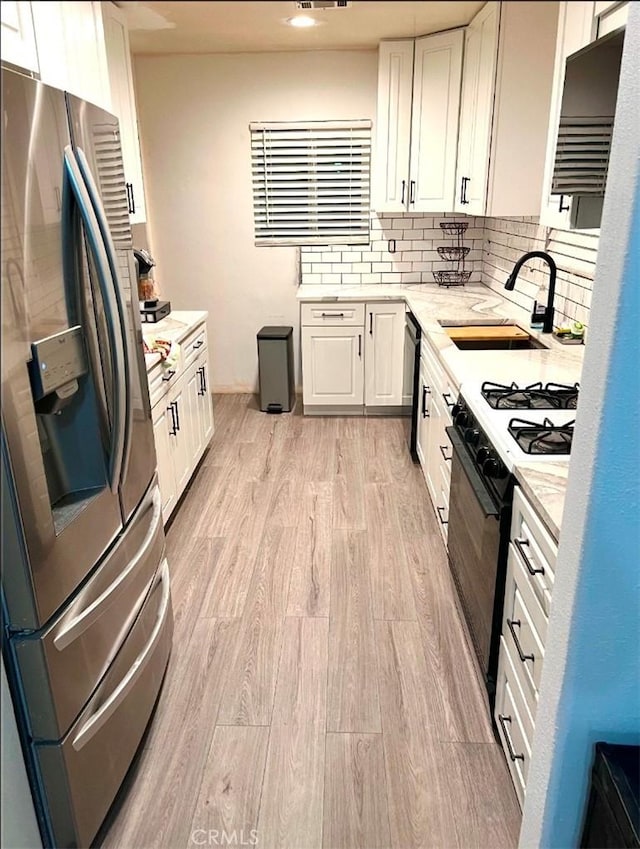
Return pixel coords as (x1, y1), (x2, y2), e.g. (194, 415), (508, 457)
(1, 68), (173, 848)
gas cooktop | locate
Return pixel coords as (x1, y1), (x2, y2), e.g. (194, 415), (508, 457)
(507, 416), (575, 455)
(481, 381), (579, 410)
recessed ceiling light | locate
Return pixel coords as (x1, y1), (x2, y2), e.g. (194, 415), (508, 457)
(286, 15), (319, 28)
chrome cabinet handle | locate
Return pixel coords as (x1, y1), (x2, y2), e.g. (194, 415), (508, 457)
(321, 312), (344, 318)
(439, 445), (452, 462)
(197, 366), (206, 396)
(162, 369), (176, 382)
(498, 715), (525, 762)
(442, 392), (455, 409)
(193, 339), (204, 350)
(507, 619), (535, 664)
(436, 506), (448, 525)
(514, 538), (545, 575)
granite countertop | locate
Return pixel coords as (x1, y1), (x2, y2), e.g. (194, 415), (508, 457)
(142, 310), (208, 371)
(297, 283), (583, 540)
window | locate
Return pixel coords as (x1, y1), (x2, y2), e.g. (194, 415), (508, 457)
(250, 120), (372, 246)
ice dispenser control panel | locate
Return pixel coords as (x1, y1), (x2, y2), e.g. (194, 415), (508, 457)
(29, 326), (87, 401)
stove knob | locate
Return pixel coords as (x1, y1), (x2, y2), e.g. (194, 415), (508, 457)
(476, 446), (491, 465)
(482, 456), (503, 478)
(464, 428), (480, 446)
(455, 410), (469, 428)
(452, 403), (464, 418)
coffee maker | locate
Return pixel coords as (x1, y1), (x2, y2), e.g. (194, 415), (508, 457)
(134, 248), (171, 323)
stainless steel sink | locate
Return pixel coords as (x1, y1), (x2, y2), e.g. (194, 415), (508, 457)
(450, 337), (549, 351)
(438, 318), (517, 327)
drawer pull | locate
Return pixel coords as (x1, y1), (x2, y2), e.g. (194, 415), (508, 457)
(507, 618), (535, 664)
(321, 312), (344, 318)
(422, 385), (430, 418)
(436, 506), (448, 526)
(192, 340), (204, 350)
(498, 714), (525, 762)
(442, 392), (455, 409)
(439, 445), (452, 462)
(161, 369), (176, 382)
(514, 537), (545, 575)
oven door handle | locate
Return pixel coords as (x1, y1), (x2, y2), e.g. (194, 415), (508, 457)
(446, 427), (499, 518)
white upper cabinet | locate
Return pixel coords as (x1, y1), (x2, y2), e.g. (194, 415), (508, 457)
(373, 30), (463, 213)
(1, 2), (38, 73)
(454, 1), (558, 217)
(373, 41), (414, 212)
(102, 1), (147, 224)
(31, 1), (111, 111)
(409, 30), (464, 212)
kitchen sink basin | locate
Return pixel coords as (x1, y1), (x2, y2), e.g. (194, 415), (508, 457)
(450, 337), (549, 351)
(438, 318), (517, 327)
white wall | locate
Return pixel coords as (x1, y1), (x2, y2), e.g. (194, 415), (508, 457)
(134, 51), (377, 392)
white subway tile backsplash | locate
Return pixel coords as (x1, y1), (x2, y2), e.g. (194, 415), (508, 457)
(404, 229), (422, 240)
(361, 251), (382, 262)
(342, 273), (361, 284)
(351, 262), (372, 273)
(372, 262), (393, 272)
(400, 272), (421, 283)
(321, 273), (341, 285)
(361, 273), (382, 284)
(403, 251), (423, 262)
(381, 272), (402, 283)
(392, 261), (413, 272)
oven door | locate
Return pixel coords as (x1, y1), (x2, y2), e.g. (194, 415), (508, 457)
(403, 312), (421, 460)
(446, 427), (501, 681)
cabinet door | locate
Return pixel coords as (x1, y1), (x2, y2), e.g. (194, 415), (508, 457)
(102, 1), (147, 224)
(1, 2), (38, 73)
(424, 386), (445, 508)
(364, 303), (405, 407)
(198, 359), (215, 447)
(186, 363), (203, 464)
(61, 3), (111, 110)
(152, 405), (177, 521)
(409, 30), (464, 212)
(373, 41), (414, 213)
(540, 1), (596, 228)
(416, 357), (431, 471)
(168, 386), (191, 496)
(302, 326), (364, 407)
(31, 2), (68, 91)
(454, 1), (499, 215)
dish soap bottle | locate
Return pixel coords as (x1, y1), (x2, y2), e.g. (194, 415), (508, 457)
(530, 283), (547, 330)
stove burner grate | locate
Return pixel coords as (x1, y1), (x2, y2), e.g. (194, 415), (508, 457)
(508, 417), (575, 455)
(481, 381), (579, 410)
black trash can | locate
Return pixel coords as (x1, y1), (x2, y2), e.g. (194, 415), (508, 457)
(257, 326), (295, 413)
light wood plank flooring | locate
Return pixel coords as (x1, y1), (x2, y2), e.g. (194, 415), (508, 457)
(99, 394), (521, 849)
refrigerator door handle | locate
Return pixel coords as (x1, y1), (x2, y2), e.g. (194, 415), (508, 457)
(74, 147), (133, 490)
(63, 146), (126, 493)
(52, 486), (162, 652)
(71, 559), (171, 752)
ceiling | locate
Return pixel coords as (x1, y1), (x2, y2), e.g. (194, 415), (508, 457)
(118, 1), (485, 54)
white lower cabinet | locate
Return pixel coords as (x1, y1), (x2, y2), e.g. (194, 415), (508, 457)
(301, 301), (404, 413)
(302, 325), (364, 408)
(152, 404), (177, 519)
(416, 356), (430, 468)
(495, 485), (558, 806)
(147, 319), (214, 523)
(364, 303), (405, 407)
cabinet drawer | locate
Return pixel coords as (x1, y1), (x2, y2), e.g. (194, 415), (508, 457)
(182, 324), (208, 369)
(301, 302), (365, 326)
(503, 550), (547, 721)
(495, 636), (534, 807)
(510, 486), (557, 614)
(148, 359), (178, 408)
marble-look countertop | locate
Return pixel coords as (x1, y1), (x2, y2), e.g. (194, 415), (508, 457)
(297, 283), (584, 540)
(142, 310), (208, 371)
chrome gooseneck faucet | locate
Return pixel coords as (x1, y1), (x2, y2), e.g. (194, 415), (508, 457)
(504, 251), (557, 334)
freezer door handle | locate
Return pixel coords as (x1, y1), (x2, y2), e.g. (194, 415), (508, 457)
(52, 487), (162, 652)
(71, 558), (171, 752)
(63, 147), (126, 493)
(75, 147), (133, 490)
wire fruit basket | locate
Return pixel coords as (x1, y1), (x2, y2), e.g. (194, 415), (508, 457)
(434, 221), (470, 287)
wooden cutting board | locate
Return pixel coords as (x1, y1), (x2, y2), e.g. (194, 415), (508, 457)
(445, 325), (531, 343)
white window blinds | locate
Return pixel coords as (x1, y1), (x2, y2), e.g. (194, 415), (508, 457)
(250, 120), (372, 246)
